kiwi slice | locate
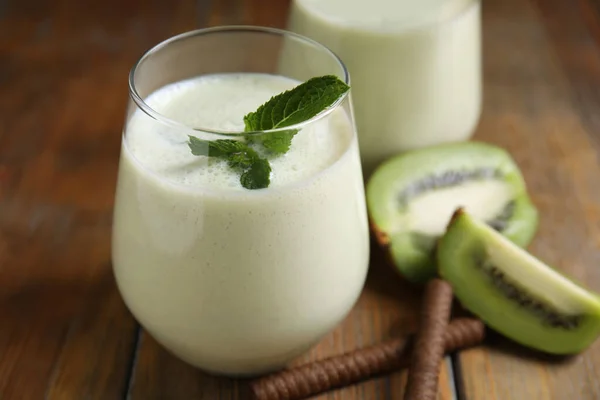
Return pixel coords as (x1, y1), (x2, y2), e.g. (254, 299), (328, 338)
(439, 209), (600, 355)
(367, 141), (538, 283)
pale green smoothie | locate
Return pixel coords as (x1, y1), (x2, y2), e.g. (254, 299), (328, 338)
(288, 0), (482, 174)
(112, 73), (370, 375)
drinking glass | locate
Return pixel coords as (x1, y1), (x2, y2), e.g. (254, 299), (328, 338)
(111, 26), (370, 376)
(288, 0), (482, 175)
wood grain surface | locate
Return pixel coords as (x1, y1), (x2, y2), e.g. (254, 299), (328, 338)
(2, 0), (600, 399)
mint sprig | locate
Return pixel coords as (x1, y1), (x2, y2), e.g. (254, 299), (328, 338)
(188, 137), (271, 189)
(188, 75), (350, 190)
(188, 136), (246, 157)
(244, 75), (350, 154)
(240, 158), (271, 190)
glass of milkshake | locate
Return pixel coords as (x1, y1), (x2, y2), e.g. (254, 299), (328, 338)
(111, 26), (370, 376)
(287, 0), (482, 175)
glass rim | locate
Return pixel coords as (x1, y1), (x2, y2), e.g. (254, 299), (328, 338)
(128, 25), (351, 137)
(293, 0), (479, 34)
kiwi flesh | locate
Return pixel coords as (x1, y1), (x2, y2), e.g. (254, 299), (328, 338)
(367, 141), (538, 283)
(438, 209), (600, 355)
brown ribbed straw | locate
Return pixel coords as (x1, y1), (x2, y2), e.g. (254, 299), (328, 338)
(403, 279), (454, 400)
(249, 317), (485, 400)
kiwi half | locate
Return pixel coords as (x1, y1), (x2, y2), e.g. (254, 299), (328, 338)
(439, 209), (600, 355)
(366, 141), (538, 283)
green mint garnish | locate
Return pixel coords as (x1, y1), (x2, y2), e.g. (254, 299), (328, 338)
(188, 136), (246, 157)
(188, 137), (271, 189)
(250, 130), (298, 154)
(240, 157), (271, 190)
(188, 75), (350, 190)
(244, 75), (350, 154)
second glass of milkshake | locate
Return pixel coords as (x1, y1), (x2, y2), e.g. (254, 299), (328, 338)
(288, 0), (482, 174)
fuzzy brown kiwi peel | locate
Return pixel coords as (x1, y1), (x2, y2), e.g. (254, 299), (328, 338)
(438, 208), (600, 355)
(367, 141), (539, 283)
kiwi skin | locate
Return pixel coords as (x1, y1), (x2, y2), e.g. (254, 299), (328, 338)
(367, 141), (539, 284)
(438, 208), (600, 355)
(370, 222), (434, 283)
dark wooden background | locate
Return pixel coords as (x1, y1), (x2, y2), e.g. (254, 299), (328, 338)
(3, 0), (600, 398)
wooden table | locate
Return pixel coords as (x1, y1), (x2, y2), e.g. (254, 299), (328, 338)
(2, 0), (600, 398)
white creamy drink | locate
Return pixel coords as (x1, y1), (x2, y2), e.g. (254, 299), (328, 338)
(287, 0), (482, 174)
(112, 73), (370, 375)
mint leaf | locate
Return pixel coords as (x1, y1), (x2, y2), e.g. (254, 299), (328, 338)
(259, 129), (297, 154)
(227, 151), (255, 170)
(244, 75), (349, 154)
(188, 136), (247, 157)
(188, 135), (270, 190)
(240, 158), (271, 189)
